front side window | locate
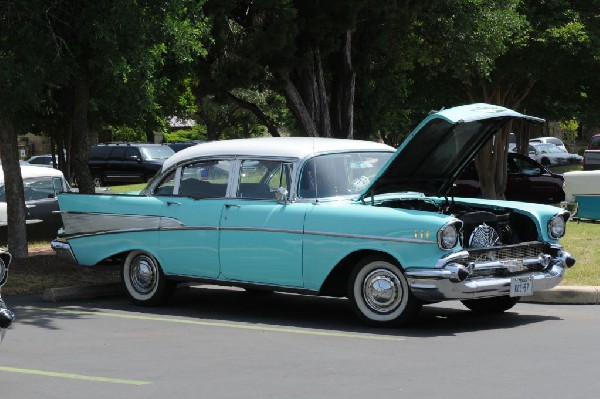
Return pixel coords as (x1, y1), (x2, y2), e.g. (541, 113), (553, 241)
(236, 160), (292, 200)
(298, 152), (392, 199)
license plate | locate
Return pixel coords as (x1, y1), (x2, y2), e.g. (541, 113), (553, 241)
(510, 276), (533, 297)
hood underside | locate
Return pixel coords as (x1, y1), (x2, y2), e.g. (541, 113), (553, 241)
(360, 104), (544, 200)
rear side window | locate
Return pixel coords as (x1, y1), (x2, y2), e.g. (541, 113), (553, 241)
(177, 160), (230, 198)
(109, 147), (127, 161)
(90, 146), (111, 160)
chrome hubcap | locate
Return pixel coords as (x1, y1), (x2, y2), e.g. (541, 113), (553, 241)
(130, 255), (158, 295)
(362, 269), (402, 313)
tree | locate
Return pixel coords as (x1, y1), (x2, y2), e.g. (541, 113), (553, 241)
(199, 0), (404, 139)
(0, 0), (66, 257)
(35, 1), (210, 193)
(394, 0), (598, 199)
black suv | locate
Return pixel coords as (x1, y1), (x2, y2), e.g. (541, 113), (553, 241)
(89, 143), (174, 186)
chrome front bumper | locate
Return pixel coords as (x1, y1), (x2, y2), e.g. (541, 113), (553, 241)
(405, 248), (576, 302)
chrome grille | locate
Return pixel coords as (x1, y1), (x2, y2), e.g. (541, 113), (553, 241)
(467, 242), (549, 264)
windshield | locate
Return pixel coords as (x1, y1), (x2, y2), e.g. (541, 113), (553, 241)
(298, 152), (393, 199)
(546, 138), (563, 146)
(140, 146), (175, 160)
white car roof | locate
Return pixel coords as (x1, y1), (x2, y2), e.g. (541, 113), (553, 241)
(0, 165), (65, 185)
(162, 137), (395, 170)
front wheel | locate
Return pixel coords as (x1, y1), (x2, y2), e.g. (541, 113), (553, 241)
(122, 251), (175, 306)
(348, 255), (421, 327)
(461, 296), (520, 313)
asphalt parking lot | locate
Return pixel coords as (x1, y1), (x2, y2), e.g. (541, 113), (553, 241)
(2, 286), (600, 399)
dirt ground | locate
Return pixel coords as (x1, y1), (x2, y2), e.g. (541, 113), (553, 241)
(3, 247), (121, 296)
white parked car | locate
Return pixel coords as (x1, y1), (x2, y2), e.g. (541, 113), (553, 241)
(0, 165), (72, 241)
(561, 170), (600, 221)
(528, 143), (582, 166)
(529, 137), (567, 152)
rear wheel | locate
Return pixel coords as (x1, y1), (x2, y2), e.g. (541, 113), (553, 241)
(348, 255), (421, 327)
(461, 296), (520, 313)
(122, 251), (175, 306)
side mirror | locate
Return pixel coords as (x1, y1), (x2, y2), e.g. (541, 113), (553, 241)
(275, 187), (289, 203)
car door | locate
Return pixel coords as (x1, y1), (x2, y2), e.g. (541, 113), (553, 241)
(156, 160), (231, 278)
(24, 176), (68, 238)
(218, 159), (309, 287)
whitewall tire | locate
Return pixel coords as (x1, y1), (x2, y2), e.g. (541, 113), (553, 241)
(122, 251), (175, 306)
(348, 255), (421, 327)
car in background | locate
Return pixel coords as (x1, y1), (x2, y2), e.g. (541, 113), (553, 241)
(587, 134), (600, 150)
(0, 249), (13, 345)
(529, 137), (567, 152)
(453, 152), (565, 204)
(25, 154), (59, 168)
(167, 141), (206, 153)
(561, 170), (600, 220)
(508, 132), (517, 152)
(88, 143), (174, 186)
(0, 165), (72, 242)
(528, 143), (582, 166)
(53, 103), (575, 327)
(583, 134), (600, 171)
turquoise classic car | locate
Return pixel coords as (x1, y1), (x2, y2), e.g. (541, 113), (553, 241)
(52, 103), (575, 327)
(0, 249), (14, 344)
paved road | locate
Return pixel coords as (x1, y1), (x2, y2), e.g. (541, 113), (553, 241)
(1, 286), (599, 399)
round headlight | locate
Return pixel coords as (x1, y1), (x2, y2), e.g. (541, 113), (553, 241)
(548, 215), (566, 239)
(438, 223), (459, 249)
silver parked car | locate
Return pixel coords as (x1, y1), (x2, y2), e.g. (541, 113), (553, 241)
(528, 143), (582, 166)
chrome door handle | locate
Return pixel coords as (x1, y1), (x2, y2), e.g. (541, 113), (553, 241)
(167, 201), (181, 206)
(225, 203), (241, 208)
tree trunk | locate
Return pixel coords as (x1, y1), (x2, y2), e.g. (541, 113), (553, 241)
(280, 47), (333, 138)
(474, 123), (512, 200)
(280, 71), (320, 137)
(70, 76), (95, 194)
(331, 31), (356, 139)
(0, 119), (28, 258)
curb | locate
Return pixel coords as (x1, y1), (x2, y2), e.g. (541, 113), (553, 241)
(43, 283), (125, 302)
(521, 286), (600, 305)
(41, 282), (600, 305)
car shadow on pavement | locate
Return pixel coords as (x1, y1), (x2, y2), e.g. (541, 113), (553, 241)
(10, 286), (562, 338)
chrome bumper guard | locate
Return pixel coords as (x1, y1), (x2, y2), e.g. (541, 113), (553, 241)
(51, 239), (78, 264)
(405, 247), (576, 302)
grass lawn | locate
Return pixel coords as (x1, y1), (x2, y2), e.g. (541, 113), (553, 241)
(560, 220), (600, 286)
(101, 183), (147, 193)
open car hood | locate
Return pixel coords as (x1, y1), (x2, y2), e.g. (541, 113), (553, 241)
(359, 103), (544, 201)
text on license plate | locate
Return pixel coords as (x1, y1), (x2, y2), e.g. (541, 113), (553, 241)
(510, 276), (533, 297)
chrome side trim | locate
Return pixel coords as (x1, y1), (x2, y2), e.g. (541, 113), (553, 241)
(59, 211), (434, 245)
(303, 230), (434, 245)
(61, 212), (184, 236)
